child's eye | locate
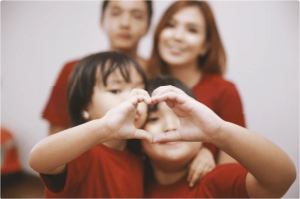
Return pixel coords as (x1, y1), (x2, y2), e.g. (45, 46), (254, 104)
(165, 22), (175, 28)
(188, 28), (198, 33)
(147, 117), (159, 122)
(110, 89), (121, 94)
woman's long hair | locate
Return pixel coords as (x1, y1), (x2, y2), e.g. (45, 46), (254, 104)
(147, 1), (226, 78)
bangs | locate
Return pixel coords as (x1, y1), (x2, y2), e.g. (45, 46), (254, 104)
(98, 54), (147, 88)
(146, 75), (195, 114)
(100, 59), (132, 86)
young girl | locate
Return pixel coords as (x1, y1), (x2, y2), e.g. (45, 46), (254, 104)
(142, 76), (296, 198)
(29, 51), (152, 198)
(147, 1), (245, 165)
(42, 0), (153, 136)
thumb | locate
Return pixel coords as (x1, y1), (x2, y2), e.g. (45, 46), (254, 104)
(152, 131), (182, 143)
(133, 129), (153, 143)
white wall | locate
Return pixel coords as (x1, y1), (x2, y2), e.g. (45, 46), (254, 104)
(2, 1), (298, 197)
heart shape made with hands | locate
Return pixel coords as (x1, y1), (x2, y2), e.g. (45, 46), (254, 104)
(140, 86), (224, 144)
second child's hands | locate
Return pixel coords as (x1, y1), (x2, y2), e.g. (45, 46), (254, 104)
(102, 89), (152, 142)
(151, 86), (224, 143)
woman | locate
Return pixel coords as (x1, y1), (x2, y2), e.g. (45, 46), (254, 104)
(147, 1), (245, 164)
(42, 0), (152, 135)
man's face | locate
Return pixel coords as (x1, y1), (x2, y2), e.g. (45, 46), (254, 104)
(102, 1), (149, 50)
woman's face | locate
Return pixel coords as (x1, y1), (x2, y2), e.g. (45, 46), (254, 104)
(141, 102), (201, 171)
(158, 6), (207, 67)
(87, 65), (147, 129)
(102, 0), (149, 51)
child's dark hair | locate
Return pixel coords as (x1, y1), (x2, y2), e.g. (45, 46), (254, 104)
(147, 75), (195, 114)
(101, 0), (153, 27)
(67, 51), (148, 127)
(143, 75), (196, 184)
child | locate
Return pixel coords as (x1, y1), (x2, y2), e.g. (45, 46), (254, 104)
(142, 76), (296, 198)
(42, 0), (153, 136)
(29, 51), (152, 198)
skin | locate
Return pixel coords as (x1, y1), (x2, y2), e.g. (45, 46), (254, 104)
(158, 6), (237, 164)
(148, 85), (296, 198)
(158, 6), (207, 69)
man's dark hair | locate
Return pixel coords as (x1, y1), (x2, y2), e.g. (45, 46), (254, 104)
(67, 51), (148, 127)
(101, 0), (153, 26)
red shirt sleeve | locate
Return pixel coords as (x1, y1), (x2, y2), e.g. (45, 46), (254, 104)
(42, 60), (78, 127)
(199, 163), (249, 198)
(40, 148), (93, 195)
(217, 83), (246, 127)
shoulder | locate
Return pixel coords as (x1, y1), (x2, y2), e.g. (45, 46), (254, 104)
(207, 163), (247, 176)
(203, 74), (237, 88)
(61, 59), (80, 74)
(200, 163), (248, 189)
(198, 163), (248, 197)
(54, 59), (80, 85)
(194, 74), (240, 99)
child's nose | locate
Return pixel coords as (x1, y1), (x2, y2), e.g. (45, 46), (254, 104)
(163, 115), (179, 132)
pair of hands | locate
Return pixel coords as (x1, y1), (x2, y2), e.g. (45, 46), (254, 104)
(103, 85), (218, 186)
(103, 86), (224, 144)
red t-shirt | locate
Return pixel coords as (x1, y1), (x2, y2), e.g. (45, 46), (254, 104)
(42, 60), (78, 127)
(40, 144), (144, 198)
(192, 74), (246, 160)
(145, 163), (249, 198)
(1, 128), (21, 174)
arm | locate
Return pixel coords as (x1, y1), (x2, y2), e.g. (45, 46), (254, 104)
(30, 89), (152, 175)
(30, 119), (111, 175)
(151, 86), (296, 198)
(212, 122), (296, 198)
(217, 83), (245, 164)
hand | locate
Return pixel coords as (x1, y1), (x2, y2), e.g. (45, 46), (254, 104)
(187, 147), (215, 187)
(102, 89), (152, 142)
(150, 86), (224, 143)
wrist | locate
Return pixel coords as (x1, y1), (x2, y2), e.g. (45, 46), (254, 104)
(206, 121), (230, 148)
(90, 119), (115, 145)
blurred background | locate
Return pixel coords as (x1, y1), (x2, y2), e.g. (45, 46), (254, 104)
(1, 1), (299, 198)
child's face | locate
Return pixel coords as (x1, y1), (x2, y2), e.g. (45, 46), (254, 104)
(141, 102), (201, 170)
(86, 66), (147, 129)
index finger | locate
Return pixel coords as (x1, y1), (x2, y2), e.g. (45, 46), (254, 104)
(151, 86), (186, 98)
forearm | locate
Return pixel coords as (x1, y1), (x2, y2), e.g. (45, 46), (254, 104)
(29, 119), (112, 174)
(211, 122), (296, 192)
